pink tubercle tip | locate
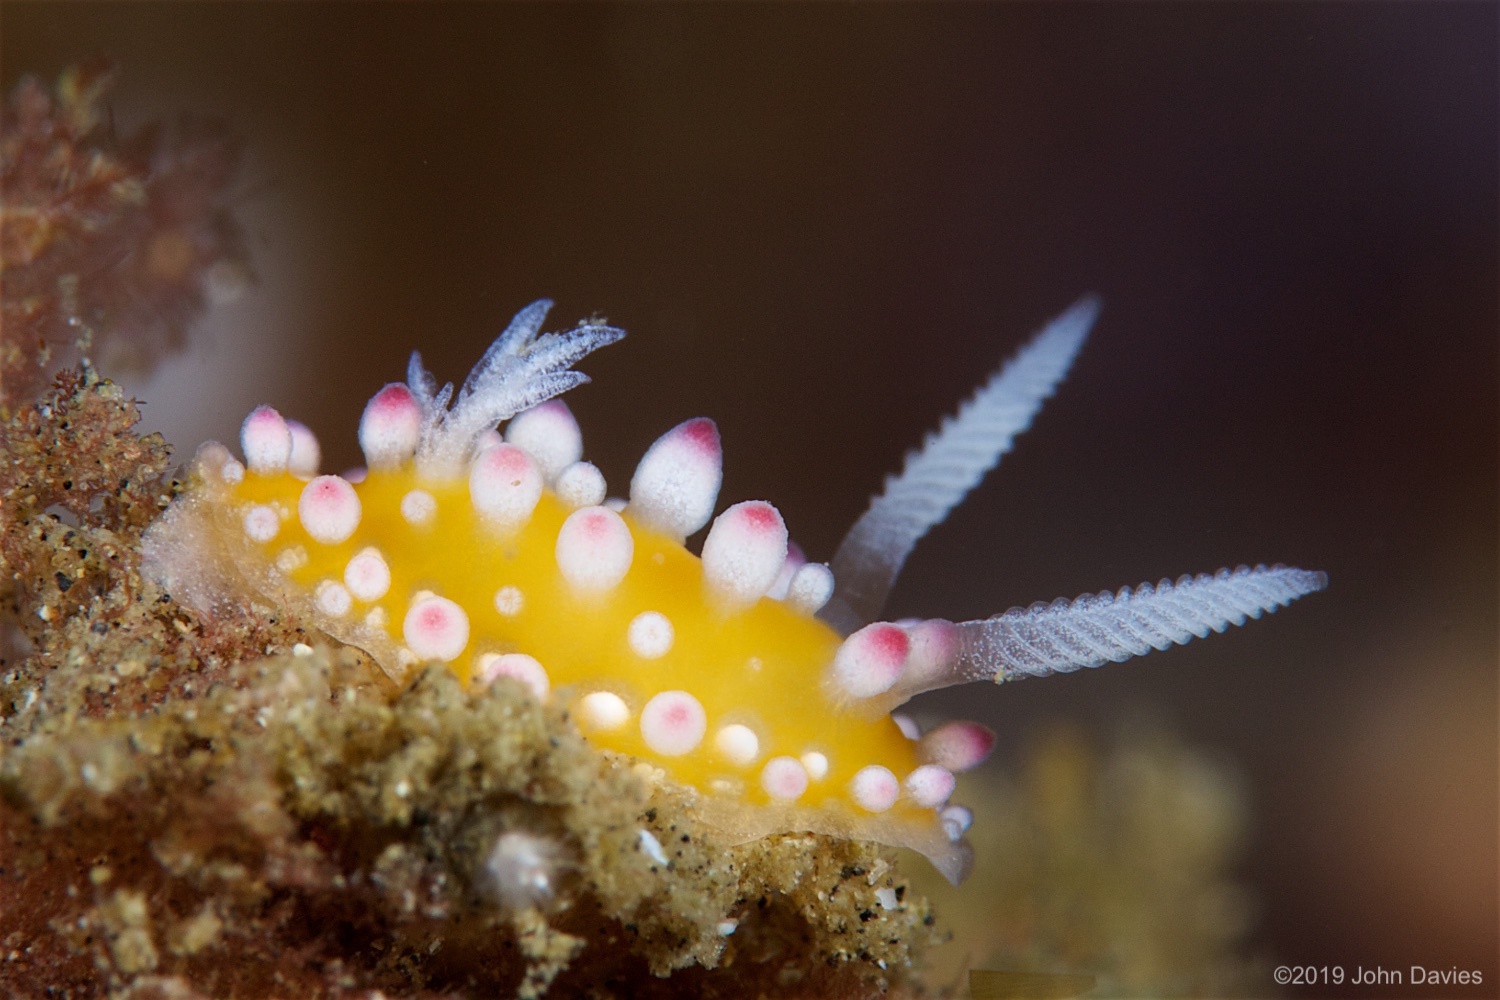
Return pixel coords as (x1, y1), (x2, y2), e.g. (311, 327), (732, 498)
(701, 500), (788, 608)
(504, 399), (583, 482)
(785, 562), (835, 614)
(639, 690), (707, 756)
(627, 417), (723, 540)
(555, 505), (634, 591)
(850, 765), (900, 813)
(903, 764), (956, 808)
(469, 443), (543, 529)
(286, 420), (321, 478)
(344, 548), (391, 602)
(403, 595), (470, 663)
(241, 406), (292, 474)
(830, 622), (910, 699)
(760, 756), (809, 800)
(918, 721), (996, 773)
(767, 541), (807, 600)
(298, 475), (362, 545)
(555, 461), (607, 509)
(476, 652), (550, 700)
(358, 383), (423, 469)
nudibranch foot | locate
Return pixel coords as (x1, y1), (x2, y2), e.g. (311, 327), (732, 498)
(143, 296), (1326, 886)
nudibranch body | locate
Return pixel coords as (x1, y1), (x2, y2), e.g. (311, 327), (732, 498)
(144, 298), (1326, 884)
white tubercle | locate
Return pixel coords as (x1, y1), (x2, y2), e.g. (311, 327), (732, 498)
(400, 489), (437, 526)
(800, 751), (829, 781)
(555, 506), (634, 592)
(475, 428), (504, 452)
(493, 585), (524, 616)
(286, 420), (321, 478)
(476, 652), (550, 700)
(196, 441), (235, 481)
(344, 548), (391, 602)
(768, 542), (806, 600)
(627, 417), (722, 541)
(891, 713), (921, 740)
(358, 383), (423, 470)
(850, 765), (900, 813)
(829, 622), (909, 699)
(316, 580), (352, 617)
(701, 500), (788, 609)
(241, 406), (292, 474)
(403, 595), (470, 663)
(298, 476), (362, 545)
(469, 443), (543, 529)
(939, 804), (974, 842)
(785, 563), (835, 614)
(555, 461), (607, 509)
(760, 756), (809, 800)
(579, 691), (630, 731)
(639, 690), (707, 756)
(903, 765), (956, 808)
(242, 505), (279, 543)
(627, 611), (674, 659)
(918, 721), (996, 773)
(714, 724), (760, 767)
(504, 399), (583, 483)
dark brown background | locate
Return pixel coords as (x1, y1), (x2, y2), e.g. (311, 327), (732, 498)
(5, 4), (1495, 996)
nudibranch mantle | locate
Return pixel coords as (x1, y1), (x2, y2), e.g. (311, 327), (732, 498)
(143, 298), (1327, 885)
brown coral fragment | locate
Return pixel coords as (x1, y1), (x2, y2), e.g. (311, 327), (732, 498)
(1, 60), (249, 408)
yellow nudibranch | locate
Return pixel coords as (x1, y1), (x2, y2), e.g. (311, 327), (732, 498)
(144, 298), (1326, 884)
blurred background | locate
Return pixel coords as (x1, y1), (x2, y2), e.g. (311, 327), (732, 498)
(5, 4), (1494, 996)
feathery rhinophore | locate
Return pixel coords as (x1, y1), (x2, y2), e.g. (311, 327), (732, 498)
(822, 297), (1100, 633)
(410, 299), (624, 476)
(872, 565), (1327, 708)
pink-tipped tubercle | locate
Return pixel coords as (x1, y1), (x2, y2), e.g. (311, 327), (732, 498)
(918, 721), (996, 772)
(469, 444), (543, 529)
(830, 622), (909, 699)
(298, 475), (362, 545)
(403, 595), (470, 663)
(555, 505), (634, 591)
(701, 500), (788, 609)
(241, 406), (292, 474)
(359, 383), (423, 469)
(628, 417), (722, 541)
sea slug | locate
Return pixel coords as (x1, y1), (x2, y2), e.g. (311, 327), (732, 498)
(142, 298), (1326, 884)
